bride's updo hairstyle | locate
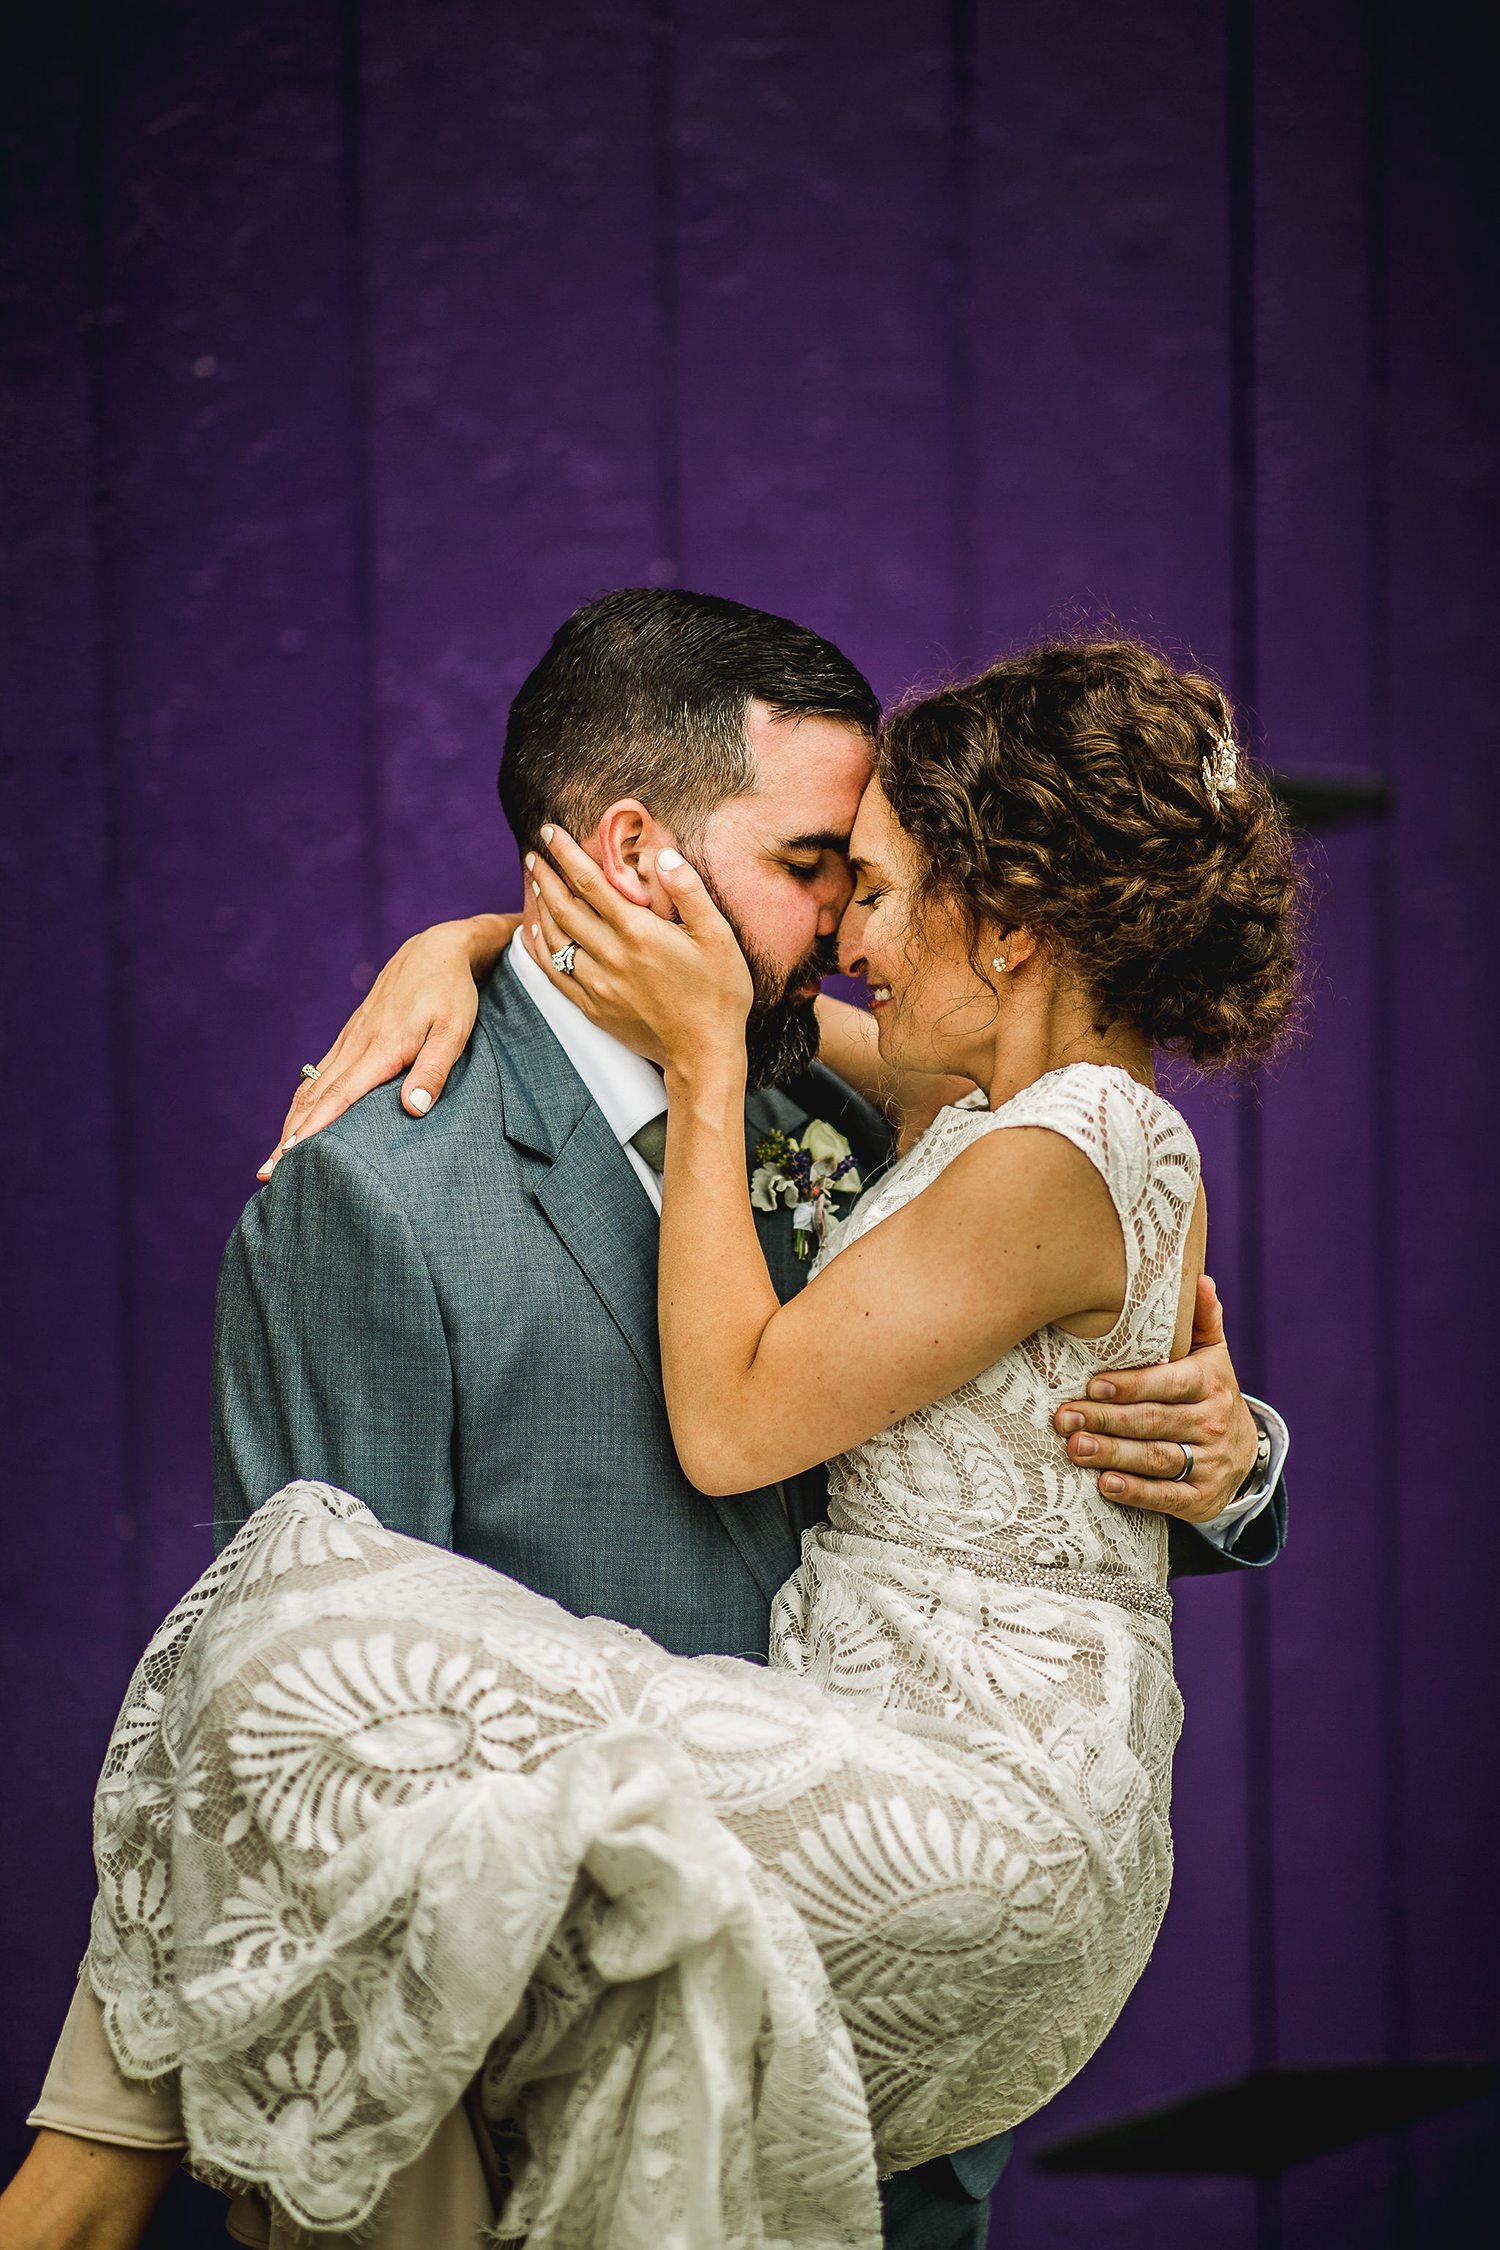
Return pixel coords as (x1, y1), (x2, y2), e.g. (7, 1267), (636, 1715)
(876, 638), (1303, 1066)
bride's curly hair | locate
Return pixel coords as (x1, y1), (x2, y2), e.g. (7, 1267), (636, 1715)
(876, 637), (1305, 1067)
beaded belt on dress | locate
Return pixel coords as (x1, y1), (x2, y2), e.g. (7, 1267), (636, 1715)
(819, 1522), (1176, 1624)
(921, 1543), (1174, 1623)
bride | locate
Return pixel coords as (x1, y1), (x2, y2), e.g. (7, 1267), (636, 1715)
(18, 641), (1299, 2249)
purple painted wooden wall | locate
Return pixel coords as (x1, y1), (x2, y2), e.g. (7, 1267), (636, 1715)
(3, 4), (1495, 2244)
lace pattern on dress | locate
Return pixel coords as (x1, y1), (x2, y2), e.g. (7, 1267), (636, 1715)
(807, 1064), (1199, 1600)
(83, 1066), (1195, 2247)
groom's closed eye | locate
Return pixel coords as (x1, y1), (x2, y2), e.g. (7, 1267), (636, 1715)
(776, 835), (853, 890)
(776, 828), (851, 877)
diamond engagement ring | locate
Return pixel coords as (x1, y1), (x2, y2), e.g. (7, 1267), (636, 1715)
(1177, 1441), (1195, 1484)
(551, 943), (577, 976)
(300, 1064), (321, 1083)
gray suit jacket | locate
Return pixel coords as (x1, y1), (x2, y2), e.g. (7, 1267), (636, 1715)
(212, 957), (890, 1655)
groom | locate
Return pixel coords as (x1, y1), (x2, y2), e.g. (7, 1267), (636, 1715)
(13, 591), (1287, 2250)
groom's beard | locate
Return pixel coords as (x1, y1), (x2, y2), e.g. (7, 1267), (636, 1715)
(694, 867), (839, 1093)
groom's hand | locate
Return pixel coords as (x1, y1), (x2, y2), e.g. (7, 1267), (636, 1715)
(1052, 1277), (1259, 1524)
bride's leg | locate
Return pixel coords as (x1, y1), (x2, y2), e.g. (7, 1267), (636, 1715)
(3, 1973), (185, 2250)
(90, 1490), (882, 2244)
(0, 2131), (179, 2250)
(94, 1488), (1126, 2215)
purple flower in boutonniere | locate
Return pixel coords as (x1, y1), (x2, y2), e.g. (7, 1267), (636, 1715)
(750, 1121), (863, 1259)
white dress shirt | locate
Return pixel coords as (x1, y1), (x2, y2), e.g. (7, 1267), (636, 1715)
(1197, 1396), (1287, 1549)
(508, 930), (1284, 1545)
(508, 930), (668, 1208)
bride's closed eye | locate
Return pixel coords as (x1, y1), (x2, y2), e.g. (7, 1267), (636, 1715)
(855, 888), (885, 909)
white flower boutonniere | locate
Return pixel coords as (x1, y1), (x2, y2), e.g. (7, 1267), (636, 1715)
(750, 1122), (863, 1260)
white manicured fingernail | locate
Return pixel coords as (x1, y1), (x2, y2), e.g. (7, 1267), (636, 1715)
(658, 849), (684, 871)
(524, 852), (535, 869)
(540, 825), (554, 843)
(531, 880), (539, 896)
(408, 1087), (433, 1115)
(281, 1133), (297, 1150)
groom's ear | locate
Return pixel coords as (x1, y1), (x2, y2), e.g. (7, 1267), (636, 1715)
(595, 800), (683, 917)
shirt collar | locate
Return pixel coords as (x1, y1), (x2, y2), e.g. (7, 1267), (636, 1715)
(507, 929), (666, 1149)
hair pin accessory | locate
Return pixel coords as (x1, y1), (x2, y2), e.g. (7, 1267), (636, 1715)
(1202, 729), (1238, 812)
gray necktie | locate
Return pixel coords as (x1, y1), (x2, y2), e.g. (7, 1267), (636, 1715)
(629, 1110), (669, 1173)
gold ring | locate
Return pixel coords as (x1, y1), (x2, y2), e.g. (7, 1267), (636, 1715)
(300, 1064), (321, 1084)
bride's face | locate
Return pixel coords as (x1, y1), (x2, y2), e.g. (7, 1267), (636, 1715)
(837, 780), (1006, 1080)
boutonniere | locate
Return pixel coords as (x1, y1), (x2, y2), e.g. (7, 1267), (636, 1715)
(750, 1121), (863, 1259)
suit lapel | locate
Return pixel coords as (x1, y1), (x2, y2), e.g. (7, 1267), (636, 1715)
(533, 1107), (665, 1406)
(483, 963), (665, 1402)
(481, 963), (797, 1607)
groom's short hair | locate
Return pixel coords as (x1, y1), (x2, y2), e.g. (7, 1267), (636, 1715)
(498, 588), (880, 850)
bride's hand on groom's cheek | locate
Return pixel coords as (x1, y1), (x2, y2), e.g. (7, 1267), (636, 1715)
(524, 826), (752, 1071)
(1052, 1277), (1260, 1524)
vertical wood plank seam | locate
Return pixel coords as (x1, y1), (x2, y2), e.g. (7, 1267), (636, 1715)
(336, 0), (385, 963)
(948, 0), (978, 673)
(1364, 0), (1413, 2236)
(75, 0), (142, 1663)
(1228, 1), (1282, 2237)
(649, 0), (683, 586)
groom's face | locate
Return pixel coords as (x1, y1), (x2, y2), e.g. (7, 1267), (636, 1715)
(690, 703), (872, 1083)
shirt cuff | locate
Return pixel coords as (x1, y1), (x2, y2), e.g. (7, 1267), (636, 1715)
(1192, 1396), (1289, 1553)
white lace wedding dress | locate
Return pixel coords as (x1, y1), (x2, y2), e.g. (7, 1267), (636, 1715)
(85, 1064), (1191, 2249)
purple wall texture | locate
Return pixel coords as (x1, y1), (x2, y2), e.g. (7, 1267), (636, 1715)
(3, 4), (1496, 2245)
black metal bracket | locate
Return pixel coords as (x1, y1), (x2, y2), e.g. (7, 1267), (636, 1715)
(1031, 2060), (1494, 2178)
(1268, 767), (1392, 831)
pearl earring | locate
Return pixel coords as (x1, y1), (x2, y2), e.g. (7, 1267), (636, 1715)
(992, 957), (1008, 972)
